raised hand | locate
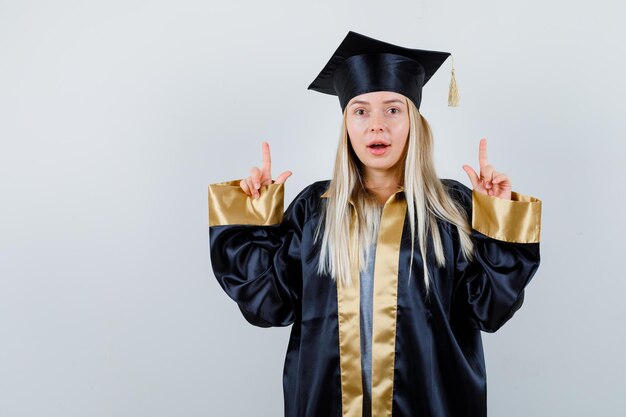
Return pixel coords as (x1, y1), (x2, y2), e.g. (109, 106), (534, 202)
(462, 138), (512, 200)
(240, 141), (292, 199)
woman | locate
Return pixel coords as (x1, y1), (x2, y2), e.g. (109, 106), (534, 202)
(208, 31), (542, 417)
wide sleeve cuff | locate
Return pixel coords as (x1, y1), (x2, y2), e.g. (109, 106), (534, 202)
(208, 179), (284, 226)
(471, 190), (542, 243)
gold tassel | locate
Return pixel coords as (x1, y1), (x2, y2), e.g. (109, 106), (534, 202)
(448, 54), (460, 107)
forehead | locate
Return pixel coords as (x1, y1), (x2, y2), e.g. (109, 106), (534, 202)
(348, 91), (407, 106)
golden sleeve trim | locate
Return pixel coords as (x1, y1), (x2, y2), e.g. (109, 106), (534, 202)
(208, 179), (284, 226)
(471, 190), (542, 243)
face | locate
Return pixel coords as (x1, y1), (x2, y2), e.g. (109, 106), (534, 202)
(345, 91), (410, 180)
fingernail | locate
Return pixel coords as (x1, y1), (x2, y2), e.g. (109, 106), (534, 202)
(255, 182), (260, 188)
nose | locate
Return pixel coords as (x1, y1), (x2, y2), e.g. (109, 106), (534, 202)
(369, 110), (385, 132)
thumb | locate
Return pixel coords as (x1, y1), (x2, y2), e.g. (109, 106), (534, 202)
(462, 165), (479, 188)
(274, 171), (292, 184)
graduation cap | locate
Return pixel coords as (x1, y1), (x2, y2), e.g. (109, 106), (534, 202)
(307, 31), (459, 112)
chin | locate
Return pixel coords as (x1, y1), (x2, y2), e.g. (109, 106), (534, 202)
(364, 161), (396, 170)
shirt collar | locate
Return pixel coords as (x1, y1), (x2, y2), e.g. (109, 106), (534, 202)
(320, 186), (405, 206)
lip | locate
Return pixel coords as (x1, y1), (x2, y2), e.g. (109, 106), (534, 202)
(367, 145), (389, 156)
(366, 139), (391, 156)
(367, 139), (391, 147)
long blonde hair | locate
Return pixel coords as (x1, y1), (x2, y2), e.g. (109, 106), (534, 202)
(314, 95), (475, 295)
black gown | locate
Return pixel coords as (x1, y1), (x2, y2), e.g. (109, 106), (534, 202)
(207, 178), (542, 417)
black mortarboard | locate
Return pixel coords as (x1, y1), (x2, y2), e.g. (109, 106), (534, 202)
(307, 31), (459, 112)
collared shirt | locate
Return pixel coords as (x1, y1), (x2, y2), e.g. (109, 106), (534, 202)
(360, 240), (377, 417)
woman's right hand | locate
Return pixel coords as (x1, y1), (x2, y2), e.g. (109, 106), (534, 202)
(241, 141), (292, 199)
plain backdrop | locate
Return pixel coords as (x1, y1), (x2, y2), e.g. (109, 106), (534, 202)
(1, 1), (625, 416)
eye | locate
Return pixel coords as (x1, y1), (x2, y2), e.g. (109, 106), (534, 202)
(388, 108), (400, 114)
(355, 109), (366, 116)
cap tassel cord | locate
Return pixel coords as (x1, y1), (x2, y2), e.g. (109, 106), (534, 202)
(448, 55), (460, 107)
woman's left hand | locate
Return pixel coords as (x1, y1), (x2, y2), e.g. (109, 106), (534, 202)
(462, 138), (512, 200)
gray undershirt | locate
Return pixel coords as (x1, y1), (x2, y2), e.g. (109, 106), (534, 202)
(360, 240), (377, 417)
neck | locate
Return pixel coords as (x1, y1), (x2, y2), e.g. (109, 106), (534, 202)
(362, 168), (403, 206)
(363, 168), (401, 191)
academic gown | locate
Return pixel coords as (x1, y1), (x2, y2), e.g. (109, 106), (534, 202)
(207, 178), (542, 417)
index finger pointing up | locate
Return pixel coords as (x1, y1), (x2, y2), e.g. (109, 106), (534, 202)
(479, 138), (489, 169)
(262, 141), (272, 179)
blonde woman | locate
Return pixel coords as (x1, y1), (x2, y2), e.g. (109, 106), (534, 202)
(208, 31), (542, 417)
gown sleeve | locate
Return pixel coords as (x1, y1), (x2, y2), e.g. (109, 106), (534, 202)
(447, 180), (542, 333)
(208, 179), (308, 328)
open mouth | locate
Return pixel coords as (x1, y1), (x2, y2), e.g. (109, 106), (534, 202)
(367, 143), (390, 155)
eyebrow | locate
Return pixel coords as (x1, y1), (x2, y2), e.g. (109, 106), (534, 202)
(349, 99), (405, 107)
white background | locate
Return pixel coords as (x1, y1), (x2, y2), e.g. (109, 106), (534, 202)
(1, 0), (624, 416)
